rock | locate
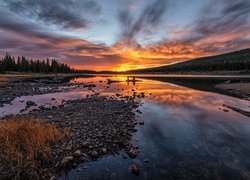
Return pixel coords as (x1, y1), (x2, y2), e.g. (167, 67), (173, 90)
(73, 150), (82, 157)
(66, 146), (72, 151)
(139, 121), (144, 125)
(136, 109), (142, 114)
(110, 172), (117, 179)
(91, 150), (99, 158)
(50, 176), (57, 180)
(129, 164), (140, 176)
(26, 101), (37, 107)
(102, 148), (107, 154)
(81, 142), (89, 148)
(20, 109), (25, 113)
(61, 156), (73, 167)
(144, 159), (149, 163)
(128, 147), (137, 158)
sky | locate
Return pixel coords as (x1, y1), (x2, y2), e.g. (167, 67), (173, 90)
(0, 0), (249, 71)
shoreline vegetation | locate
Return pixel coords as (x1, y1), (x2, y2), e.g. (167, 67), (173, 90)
(127, 48), (250, 74)
(0, 49), (250, 75)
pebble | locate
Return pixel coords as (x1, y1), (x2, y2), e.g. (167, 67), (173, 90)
(129, 164), (140, 176)
(102, 148), (107, 154)
(73, 150), (82, 157)
(128, 147), (137, 158)
(61, 156), (74, 167)
(91, 151), (99, 158)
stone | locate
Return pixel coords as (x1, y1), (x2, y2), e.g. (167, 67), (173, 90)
(139, 121), (144, 125)
(26, 101), (37, 107)
(73, 150), (82, 157)
(91, 150), (99, 158)
(50, 176), (57, 180)
(129, 164), (140, 176)
(66, 146), (72, 151)
(128, 147), (137, 158)
(102, 148), (107, 154)
(61, 156), (73, 167)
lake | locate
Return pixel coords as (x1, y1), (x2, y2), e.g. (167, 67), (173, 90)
(1, 75), (250, 179)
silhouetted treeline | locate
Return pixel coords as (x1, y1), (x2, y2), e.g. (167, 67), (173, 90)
(0, 53), (76, 73)
(129, 49), (250, 73)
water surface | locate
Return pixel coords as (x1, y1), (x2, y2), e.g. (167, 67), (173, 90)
(1, 75), (249, 179)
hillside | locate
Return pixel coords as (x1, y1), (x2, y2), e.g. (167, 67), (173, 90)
(128, 49), (250, 74)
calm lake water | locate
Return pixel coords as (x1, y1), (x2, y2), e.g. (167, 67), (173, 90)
(1, 75), (250, 179)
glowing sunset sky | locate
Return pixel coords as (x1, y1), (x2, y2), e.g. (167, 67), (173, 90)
(0, 0), (249, 71)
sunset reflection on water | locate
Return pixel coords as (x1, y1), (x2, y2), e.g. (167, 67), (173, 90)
(63, 75), (250, 180)
(0, 75), (249, 179)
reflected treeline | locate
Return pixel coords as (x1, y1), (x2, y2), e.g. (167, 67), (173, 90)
(140, 76), (250, 99)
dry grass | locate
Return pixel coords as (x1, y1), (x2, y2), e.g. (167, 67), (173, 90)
(0, 117), (69, 179)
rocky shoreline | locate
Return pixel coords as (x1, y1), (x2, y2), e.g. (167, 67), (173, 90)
(10, 95), (142, 179)
(0, 76), (91, 107)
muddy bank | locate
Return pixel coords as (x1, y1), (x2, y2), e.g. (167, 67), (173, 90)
(12, 95), (141, 179)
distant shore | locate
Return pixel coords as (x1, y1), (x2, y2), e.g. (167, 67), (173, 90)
(1, 72), (250, 100)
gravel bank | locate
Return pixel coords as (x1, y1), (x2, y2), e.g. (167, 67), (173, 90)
(20, 95), (142, 179)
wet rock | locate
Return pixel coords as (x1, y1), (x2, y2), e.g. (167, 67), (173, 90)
(61, 156), (73, 167)
(110, 172), (117, 179)
(66, 145), (72, 151)
(139, 121), (144, 125)
(128, 147), (137, 158)
(20, 109), (26, 113)
(73, 150), (82, 157)
(50, 176), (57, 180)
(26, 101), (37, 108)
(136, 109), (142, 114)
(129, 164), (140, 176)
(102, 148), (107, 154)
(91, 150), (99, 158)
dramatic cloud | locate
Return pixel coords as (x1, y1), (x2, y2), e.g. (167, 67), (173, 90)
(3, 0), (101, 30)
(182, 0), (249, 48)
(118, 0), (168, 45)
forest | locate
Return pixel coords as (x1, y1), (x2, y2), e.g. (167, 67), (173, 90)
(129, 49), (250, 73)
(0, 53), (75, 74)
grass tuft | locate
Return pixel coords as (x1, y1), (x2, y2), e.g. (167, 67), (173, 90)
(0, 117), (68, 179)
